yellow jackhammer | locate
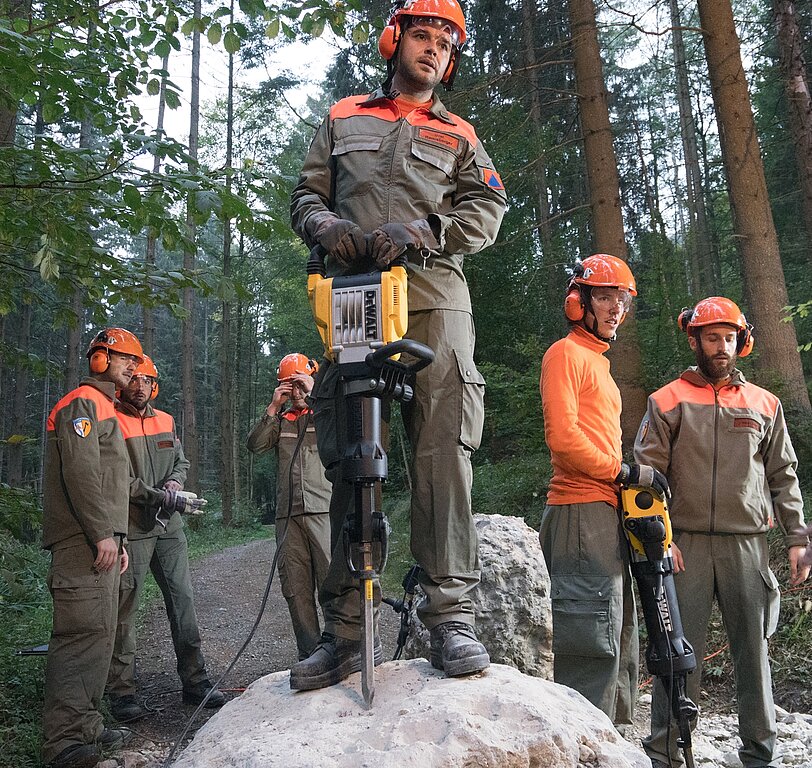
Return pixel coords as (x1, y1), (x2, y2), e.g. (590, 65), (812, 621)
(622, 487), (698, 768)
(307, 246), (433, 708)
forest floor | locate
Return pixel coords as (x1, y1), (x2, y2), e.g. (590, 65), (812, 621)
(117, 535), (810, 768)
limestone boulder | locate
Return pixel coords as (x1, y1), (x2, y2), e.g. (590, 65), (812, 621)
(404, 513), (553, 678)
(173, 660), (648, 767)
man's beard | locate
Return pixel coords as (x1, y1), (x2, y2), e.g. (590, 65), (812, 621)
(695, 344), (736, 381)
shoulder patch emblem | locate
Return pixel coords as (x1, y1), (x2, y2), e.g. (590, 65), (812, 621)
(417, 128), (460, 151)
(72, 418), (92, 438)
(483, 168), (505, 191)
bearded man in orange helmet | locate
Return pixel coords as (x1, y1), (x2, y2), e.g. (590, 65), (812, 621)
(290, 0), (506, 689)
(41, 328), (143, 768)
(107, 355), (223, 724)
(635, 297), (809, 768)
(247, 353), (332, 661)
(540, 255), (667, 728)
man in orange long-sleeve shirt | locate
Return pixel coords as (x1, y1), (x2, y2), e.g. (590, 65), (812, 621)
(539, 254), (669, 728)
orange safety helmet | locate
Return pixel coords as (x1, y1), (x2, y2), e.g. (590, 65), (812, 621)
(677, 297), (754, 356)
(130, 354), (159, 399)
(564, 254), (637, 323)
(86, 328), (144, 374)
(378, 0), (467, 88)
(277, 353), (318, 381)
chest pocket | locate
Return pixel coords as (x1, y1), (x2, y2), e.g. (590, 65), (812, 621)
(332, 135), (384, 200)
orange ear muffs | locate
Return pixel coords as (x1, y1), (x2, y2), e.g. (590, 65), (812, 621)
(564, 288), (585, 322)
(150, 380), (159, 400)
(89, 349), (109, 374)
(738, 327), (754, 357)
(676, 308), (693, 332)
(378, 24), (399, 59)
(308, 359), (319, 376)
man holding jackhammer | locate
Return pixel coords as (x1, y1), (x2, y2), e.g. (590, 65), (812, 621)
(539, 255), (669, 728)
(41, 328), (142, 768)
(289, 0), (506, 689)
(247, 353), (332, 661)
(107, 354), (224, 722)
(635, 297), (809, 768)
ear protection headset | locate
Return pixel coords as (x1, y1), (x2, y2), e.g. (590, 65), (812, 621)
(677, 305), (754, 357)
(89, 348), (110, 374)
(564, 284), (586, 322)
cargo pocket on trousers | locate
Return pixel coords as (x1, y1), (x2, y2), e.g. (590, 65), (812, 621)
(454, 349), (485, 451)
(551, 575), (616, 658)
(759, 567), (780, 638)
(50, 568), (105, 636)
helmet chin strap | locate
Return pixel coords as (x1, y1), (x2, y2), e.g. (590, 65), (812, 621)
(583, 297), (617, 343)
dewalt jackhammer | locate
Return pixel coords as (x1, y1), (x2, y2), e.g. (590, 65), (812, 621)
(307, 246), (433, 708)
(621, 487), (698, 768)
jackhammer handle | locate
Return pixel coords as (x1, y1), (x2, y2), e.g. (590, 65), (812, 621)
(307, 245), (326, 276)
(366, 339), (435, 373)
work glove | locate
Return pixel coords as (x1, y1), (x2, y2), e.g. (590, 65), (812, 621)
(369, 220), (439, 269)
(161, 489), (208, 516)
(615, 462), (671, 500)
(315, 218), (367, 268)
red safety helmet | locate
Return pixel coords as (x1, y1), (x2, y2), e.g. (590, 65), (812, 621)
(378, 0), (467, 87)
(86, 328), (144, 374)
(677, 297), (754, 356)
(130, 354), (159, 400)
(564, 254), (637, 322)
(277, 353), (318, 381)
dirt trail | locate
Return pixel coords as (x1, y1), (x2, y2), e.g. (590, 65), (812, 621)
(127, 536), (400, 758)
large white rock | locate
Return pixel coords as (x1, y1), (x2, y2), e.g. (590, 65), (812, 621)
(405, 513), (554, 679)
(173, 660), (648, 767)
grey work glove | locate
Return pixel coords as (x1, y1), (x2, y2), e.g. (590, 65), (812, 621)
(615, 462), (671, 500)
(369, 220), (439, 269)
(315, 218), (367, 268)
(160, 489), (208, 516)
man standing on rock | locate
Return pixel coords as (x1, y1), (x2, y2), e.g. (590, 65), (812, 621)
(289, 0), (506, 689)
(107, 354), (224, 722)
(41, 328), (142, 768)
(539, 255), (667, 727)
(247, 353), (332, 661)
(635, 297), (809, 768)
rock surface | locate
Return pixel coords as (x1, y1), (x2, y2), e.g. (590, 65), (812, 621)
(171, 660), (648, 767)
(405, 513), (554, 679)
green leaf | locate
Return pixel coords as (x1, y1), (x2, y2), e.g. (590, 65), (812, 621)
(181, 18), (195, 35)
(265, 19), (279, 38)
(207, 23), (222, 45)
(223, 30), (240, 54)
(146, 78), (160, 96)
(165, 12), (179, 34)
(351, 21), (369, 44)
(164, 89), (181, 109)
(123, 185), (142, 209)
(154, 39), (170, 58)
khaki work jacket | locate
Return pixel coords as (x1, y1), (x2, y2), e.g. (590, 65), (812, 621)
(116, 401), (190, 539)
(246, 410), (331, 519)
(42, 378), (130, 550)
(290, 88), (507, 313)
(634, 367), (807, 547)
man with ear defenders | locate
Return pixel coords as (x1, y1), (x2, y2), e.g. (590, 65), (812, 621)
(106, 354), (223, 723)
(41, 327), (142, 768)
(539, 254), (660, 727)
(290, 0), (505, 689)
(247, 353), (332, 661)
(635, 297), (809, 768)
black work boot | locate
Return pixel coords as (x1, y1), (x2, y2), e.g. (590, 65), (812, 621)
(110, 693), (146, 722)
(98, 727), (133, 753)
(182, 680), (226, 708)
(289, 632), (383, 691)
(429, 621), (490, 677)
(46, 744), (100, 768)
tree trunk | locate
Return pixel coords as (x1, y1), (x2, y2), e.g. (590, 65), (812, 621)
(219, 0), (236, 524)
(7, 304), (31, 486)
(182, 0), (202, 491)
(698, 0), (811, 413)
(669, 0), (715, 295)
(0, 0), (28, 146)
(142, 51), (171, 356)
(568, 0), (648, 442)
(774, 0), (812, 262)
(64, 287), (84, 391)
